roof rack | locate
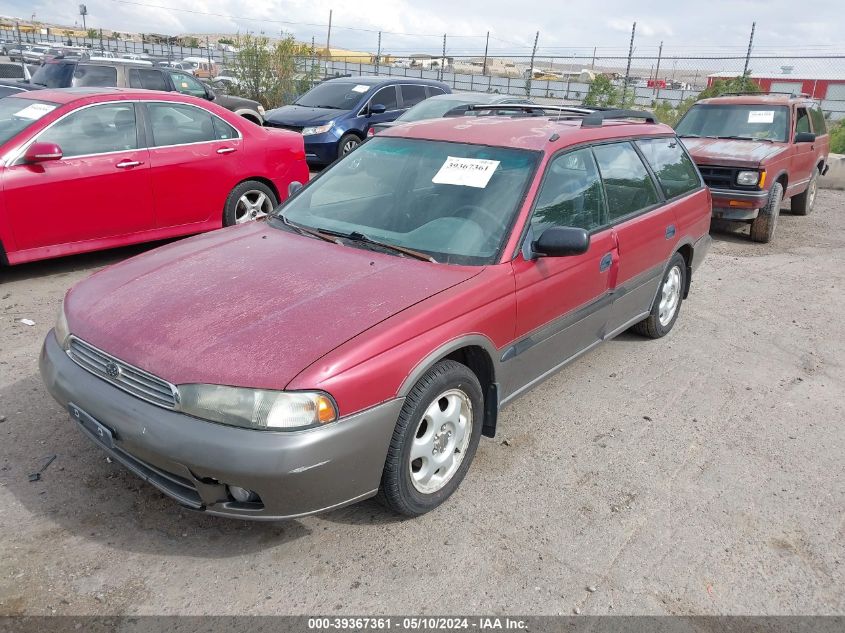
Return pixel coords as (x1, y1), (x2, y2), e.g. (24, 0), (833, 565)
(718, 91), (811, 98)
(580, 109), (656, 127)
(463, 104), (595, 117)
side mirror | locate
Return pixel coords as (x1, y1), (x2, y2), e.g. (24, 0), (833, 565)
(204, 86), (215, 101)
(532, 227), (590, 258)
(368, 103), (387, 116)
(288, 181), (303, 197)
(24, 142), (63, 164)
(794, 132), (815, 143)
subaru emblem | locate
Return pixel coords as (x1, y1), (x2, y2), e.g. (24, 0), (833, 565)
(105, 362), (121, 379)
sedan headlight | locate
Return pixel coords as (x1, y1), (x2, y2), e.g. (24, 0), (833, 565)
(177, 384), (337, 431)
(736, 170), (761, 186)
(301, 122), (334, 136)
(55, 300), (70, 349)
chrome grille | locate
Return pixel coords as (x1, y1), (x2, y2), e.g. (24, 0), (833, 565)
(67, 336), (178, 409)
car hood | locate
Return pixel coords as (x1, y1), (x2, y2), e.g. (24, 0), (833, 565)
(212, 92), (260, 111)
(65, 222), (481, 391)
(265, 104), (346, 126)
(681, 137), (788, 169)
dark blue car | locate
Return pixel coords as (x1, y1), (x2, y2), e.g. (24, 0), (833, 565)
(264, 76), (451, 165)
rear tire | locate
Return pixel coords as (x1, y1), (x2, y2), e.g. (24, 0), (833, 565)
(378, 360), (484, 517)
(790, 168), (818, 216)
(223, 181), (277, 227)
(631, 253), (687, 339)
(750, 182), (783, 244)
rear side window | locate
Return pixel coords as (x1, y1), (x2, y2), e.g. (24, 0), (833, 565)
(400, 84), (428, 108)
(428, 87), (447, 97)
(129, 68), (168, 91)
(71, 65), (117, 87)
(147, 103), (214, 146)
(212, 116), (238, 140)
(531, 147), (607, 233)
(809, 107), (826, 134)
(593, 142), (660, 221)
(636, 137), (702, 199)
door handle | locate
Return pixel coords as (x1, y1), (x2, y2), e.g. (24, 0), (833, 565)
(599, 252), (613, 272)
(665, 224), (676, 239)
(216, 147), (236, 155)
(115, 160), (143, 169)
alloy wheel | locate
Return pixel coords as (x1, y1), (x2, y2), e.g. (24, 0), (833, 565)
(658, 266), (682, 327)
(235, 190), (273, 224)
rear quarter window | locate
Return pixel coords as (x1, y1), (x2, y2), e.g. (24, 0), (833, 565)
(636, 137), (702, 199)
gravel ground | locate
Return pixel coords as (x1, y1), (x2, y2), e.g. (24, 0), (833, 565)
(0, 192), (843, 616)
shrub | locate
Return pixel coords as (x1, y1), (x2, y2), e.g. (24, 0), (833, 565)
(830, 119), (845, 155)
(583, 75), (619, 108)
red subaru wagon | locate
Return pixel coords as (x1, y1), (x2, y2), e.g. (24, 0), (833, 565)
(0, 88), (309, 265)
(40, 106), (712, 519)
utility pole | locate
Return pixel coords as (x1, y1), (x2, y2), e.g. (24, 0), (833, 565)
(15, 21), (25, 77)
(622, 21), (636, 106)
(375, 31), (381, 74)
(742, 21), (755, 78)
(326, 9), (332, 53)
(482, 31), (489, 76)
(591, 46), (596, 70)
(653, 40), (663, 102)
(526, 30), (539, 97)
(206, 35), (212, 69)
(440, 33), (446, 81)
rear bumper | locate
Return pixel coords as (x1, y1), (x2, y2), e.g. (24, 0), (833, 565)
(710, 187), (769, 220)
(39, 331), (403, 520)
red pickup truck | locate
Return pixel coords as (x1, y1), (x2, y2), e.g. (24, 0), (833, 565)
(676, 93), (830, 243)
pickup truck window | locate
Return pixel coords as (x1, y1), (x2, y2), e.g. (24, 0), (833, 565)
(795, 108), (811, 135)
(810, 107), (827, 134)
(676, 104), (789, 143)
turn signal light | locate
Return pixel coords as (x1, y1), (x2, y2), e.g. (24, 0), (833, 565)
(759, 170), (767, 189)
(317, 395), (336, 423)
(729, 200), (755, 208)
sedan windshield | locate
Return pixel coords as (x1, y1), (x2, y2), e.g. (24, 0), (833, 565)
(294, 82), (369, 110)
(274, 137), (539, 265)
(0, 98), (58, 146)
(676, 104), (789, 142)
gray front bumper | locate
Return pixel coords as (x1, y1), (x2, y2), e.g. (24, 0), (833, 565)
(40, 331), (404, 520)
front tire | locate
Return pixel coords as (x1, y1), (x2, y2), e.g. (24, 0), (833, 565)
(631, 252), (687, 339)
(378, 360), (484, 517)
(790, 168), (818, 216)
(750, 182), (783, 243)
(223, 180), (277, 227)
(337, 133), (361, 160)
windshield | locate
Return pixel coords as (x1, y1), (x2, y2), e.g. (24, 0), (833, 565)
(397, 98), (478, 122)
(273, 137), (539, 265)
(676, 104), (789, 142)
(294, 81), (370, 110)
(31, 63), (73, 87)
(0, 98), (58, 146)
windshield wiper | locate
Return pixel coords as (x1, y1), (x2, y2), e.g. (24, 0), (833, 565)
(678, 134), (717, 138)
(341, 231), (437, 263)
(280, 215), (342, 244)
(718, 135), (774, 143)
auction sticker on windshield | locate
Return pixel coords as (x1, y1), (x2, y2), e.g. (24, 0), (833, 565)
(14, 103), (56, 120)
(748, 110), (775, 123)
(352, 85), (369, 93)
(432, 156), (500, 188)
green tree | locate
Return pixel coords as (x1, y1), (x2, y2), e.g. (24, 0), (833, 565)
(86, 28), (98, 40)
(830, 119), (845, 154)
(183, 36), (201, 49)
(583, 74), (619, 108)
(652, 95), (697, 127)
(697, 73), (761, 99)
(218, 37), (235, 46)
(229, 33), (317, 108)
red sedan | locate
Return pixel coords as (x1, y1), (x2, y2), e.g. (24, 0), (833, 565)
(0, 88), (308, 265)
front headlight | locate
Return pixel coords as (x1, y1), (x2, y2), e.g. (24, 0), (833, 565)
(737, 170), (761, 186)
(55, 299), (70, 349)
(177, 384), (338, 431)
(301, 122), (334, 136)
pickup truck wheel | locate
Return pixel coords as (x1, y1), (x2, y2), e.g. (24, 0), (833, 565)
(631, 252), (686, 339)
(378, 360), (483, 516)
(790, 169), (818, 216)
(223, 181), (277, 226)
(750, 182), (783, 244)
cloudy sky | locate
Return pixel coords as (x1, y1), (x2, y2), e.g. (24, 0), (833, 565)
(1, 0), (843, 57)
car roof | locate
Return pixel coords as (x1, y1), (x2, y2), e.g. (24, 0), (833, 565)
(4, 87), (195, 105)
(379, 114), (675, 152)
(698, 94), (814, 107)
(321, 75), (446, 87)
(425, 92), (525, 104)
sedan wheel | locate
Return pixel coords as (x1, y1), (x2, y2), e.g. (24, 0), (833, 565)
(409, 388), (473, 494)
(235, 190), (273, 224)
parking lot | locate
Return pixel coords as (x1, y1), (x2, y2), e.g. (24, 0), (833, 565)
(1, 190), (843, 616)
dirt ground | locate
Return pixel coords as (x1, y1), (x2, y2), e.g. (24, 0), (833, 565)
(1, 192), (843, 616)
